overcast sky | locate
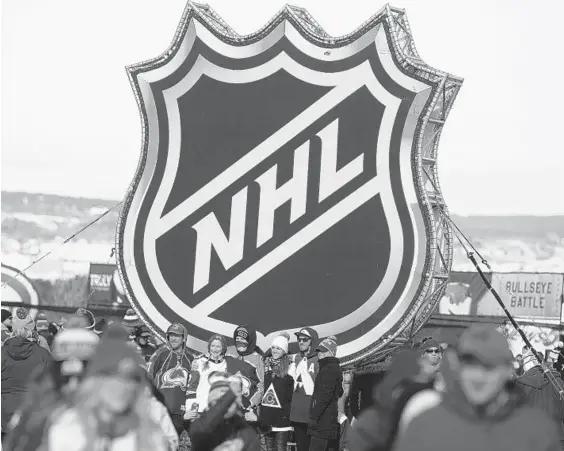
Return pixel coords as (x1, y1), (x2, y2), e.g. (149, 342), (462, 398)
(2, 0), (563, 215)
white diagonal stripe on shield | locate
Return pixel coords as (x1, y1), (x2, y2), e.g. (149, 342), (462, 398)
(192, 177), (382, 316)
(155, 79), (366, 237)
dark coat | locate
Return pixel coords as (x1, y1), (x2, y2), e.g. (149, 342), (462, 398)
(259, 365), (294, 429)
(1, 337), (52, 431)
(517, 365), (564, 440)
(289, 327), (320, 424)
(189, 390), (261, 451)
(308, 356), (343, 440)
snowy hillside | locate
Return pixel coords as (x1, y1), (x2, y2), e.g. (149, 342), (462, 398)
(2, 191), (564, 279)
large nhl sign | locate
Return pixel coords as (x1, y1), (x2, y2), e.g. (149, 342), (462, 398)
(117, 3), (462, 364)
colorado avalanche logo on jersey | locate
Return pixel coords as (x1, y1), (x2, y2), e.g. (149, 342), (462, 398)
(234, 371), (251, 398)
(161, 364), (190, 389)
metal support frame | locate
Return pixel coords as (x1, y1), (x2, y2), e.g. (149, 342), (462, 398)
(363, 8), (463, 364)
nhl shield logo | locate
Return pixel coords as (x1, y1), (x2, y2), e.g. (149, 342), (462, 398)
(117, 3), (462, 363)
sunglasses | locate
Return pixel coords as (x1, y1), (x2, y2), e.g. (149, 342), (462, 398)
(425, 348), (441, 355)
(298, 337), (311, 343)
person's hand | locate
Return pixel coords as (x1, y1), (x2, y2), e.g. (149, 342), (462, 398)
(244, 410), (257, 422)
(213, 438), (244, 451)
(308, 419), (317, 430)
(184, 409), (199, 421)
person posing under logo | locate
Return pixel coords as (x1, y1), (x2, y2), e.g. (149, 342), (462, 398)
(226, 325), (265, 417)
(308, 336), (342, 451)
(259, 333), (294, 451)
(288, 327), (320, 451)
(147, 323), (196, 437)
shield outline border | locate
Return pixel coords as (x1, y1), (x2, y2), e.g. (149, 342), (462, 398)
(116, 2), (463, 365)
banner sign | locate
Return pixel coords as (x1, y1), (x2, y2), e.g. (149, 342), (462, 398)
(481, 273), (563, 320)
(88, 263), (127, 308)
(438, 272), (563, 320)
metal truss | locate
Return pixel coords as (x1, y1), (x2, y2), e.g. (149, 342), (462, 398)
(357, 7), (464, 366)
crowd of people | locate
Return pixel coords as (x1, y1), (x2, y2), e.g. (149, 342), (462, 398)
(1, 306), (563, 451)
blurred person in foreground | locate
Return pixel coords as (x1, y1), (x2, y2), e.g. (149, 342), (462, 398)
(394, 324), (562, 451)
(1, 308), (53, 442)
(516, 350), (564, 446)
(3, 317), (99, 451)
(348, 348), (433, 451)
(308, 336), (342, 451)
(46, 333), (168, 451)
(189, 371), (261, 451)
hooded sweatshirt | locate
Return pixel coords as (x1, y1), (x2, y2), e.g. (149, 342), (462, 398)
(517, 365), (564, 440)
(394, 351), (562, 451)
(1, 336), (52, 431)
(147, 323), (196, 417)
(226, 325), (265, 409)
(288, 327), (320, 424)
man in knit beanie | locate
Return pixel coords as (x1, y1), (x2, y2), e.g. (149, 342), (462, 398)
(308, 336), (342, 450)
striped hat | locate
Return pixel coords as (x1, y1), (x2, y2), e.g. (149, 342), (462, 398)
(122, 309), (141, 329)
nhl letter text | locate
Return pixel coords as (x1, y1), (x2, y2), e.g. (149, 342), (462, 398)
(191, 117), (364, 294)
(256, 141), (309, 247)
(318, 119), (363, 203)
(192, 188), (248, 294)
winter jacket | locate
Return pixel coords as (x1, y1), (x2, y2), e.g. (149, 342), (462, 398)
(394, 352), (562, 451)
(226, 326), (265, 409)
(1, 337), (52, 431)
(189, 390), (261, 451)
(308, 356), (343, 441)
(259, 358), (294, 429)
(517, 365), (564, 440)
(147, 343), (196, 417)
(288, 327), (320, 424)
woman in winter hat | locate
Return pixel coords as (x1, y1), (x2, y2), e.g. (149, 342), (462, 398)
(259, 332), (294, 451)
(46, 335), (168, 451)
